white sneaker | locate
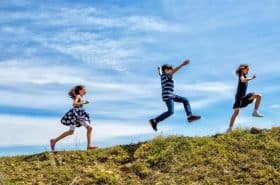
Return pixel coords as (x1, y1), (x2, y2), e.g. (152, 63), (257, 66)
(226, 127), (233, 133)
(252, 111), (264, 117)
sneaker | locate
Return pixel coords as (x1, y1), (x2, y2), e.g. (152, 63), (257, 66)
(87, 146), (98, 150)
(187, 115), (201, 123)
(149, 119), (158, 131)
(252, 111), (264, 117)
(50, 139), (56, 152)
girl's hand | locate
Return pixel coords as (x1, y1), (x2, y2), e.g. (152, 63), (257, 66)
(182, 60), (190, 65)
(252, 74), (257, 79)
(83, 100), (90, 104)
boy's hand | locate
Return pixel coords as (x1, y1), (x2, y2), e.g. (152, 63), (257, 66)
(157, 66), (162, 76)
(252, 74), (256, 79)
(182, 60), (190, 65)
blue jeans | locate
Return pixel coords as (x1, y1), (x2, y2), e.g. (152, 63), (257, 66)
(154, 95), (192, 123)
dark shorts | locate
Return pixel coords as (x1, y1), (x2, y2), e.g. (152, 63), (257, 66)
(233, 93), (254, 109)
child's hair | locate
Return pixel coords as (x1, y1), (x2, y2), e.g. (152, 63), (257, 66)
(161, 64), (173, 73)
(68, 85), (85, 99)
(236, 64), (249, 75)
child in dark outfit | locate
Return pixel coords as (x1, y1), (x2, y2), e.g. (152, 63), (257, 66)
(227, 64), (264, 132)
(149, 60), (201, 131)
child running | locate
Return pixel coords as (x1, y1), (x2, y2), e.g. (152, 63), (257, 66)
(50, 85), (97, 151)
(227, 64), (264, 132)
(149, 60), (201, 131)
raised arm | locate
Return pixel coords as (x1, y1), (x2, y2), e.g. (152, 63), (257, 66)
(240, 74), (256, 83)
(172, 60), (190, 75)
(157, 66), (162, 76)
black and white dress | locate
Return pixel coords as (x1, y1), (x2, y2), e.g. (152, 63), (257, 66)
(61, 100), (91, 128)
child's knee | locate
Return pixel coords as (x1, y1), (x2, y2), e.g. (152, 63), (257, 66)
(253, 93), (261, 98)
(169, 110), (174, 115)
(183, 98), (189, 103)
(68, 130), (75, 135)
(87, 125), (92, 131)
(234, 108), (240, 114)
(185, 100), (190, 106)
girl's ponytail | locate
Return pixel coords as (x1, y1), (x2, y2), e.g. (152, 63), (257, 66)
(236, 64), (249, 76)
(68, 85), (85, 99)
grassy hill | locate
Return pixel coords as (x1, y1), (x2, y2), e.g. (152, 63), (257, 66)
(0, 127), (279, 185)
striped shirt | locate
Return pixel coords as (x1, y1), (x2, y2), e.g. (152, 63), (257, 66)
(161, 73), (174, 100)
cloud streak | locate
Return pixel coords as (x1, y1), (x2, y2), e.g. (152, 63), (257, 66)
(0, 0), (279, 148)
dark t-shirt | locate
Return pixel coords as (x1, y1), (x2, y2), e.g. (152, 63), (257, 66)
(235, 74), (248, 100)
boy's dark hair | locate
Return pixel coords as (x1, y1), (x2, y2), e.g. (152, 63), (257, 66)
(236, 64), (249, 75)
(161, 64), (173, 73)
(68, 85), (85, 99)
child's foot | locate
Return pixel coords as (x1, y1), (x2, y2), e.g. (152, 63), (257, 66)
(252, 110), (264, 117)
(188, 115), (201, 123)
(50, 139), (56, 152)
(226, 127), (233, 133)
(87, 146), (98, 150)
(149, 119), (158, 131)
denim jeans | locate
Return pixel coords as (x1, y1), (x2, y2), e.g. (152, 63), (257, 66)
(155, 95), (192, 123)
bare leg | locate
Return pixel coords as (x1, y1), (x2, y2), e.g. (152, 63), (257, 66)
(53, 130), (74, 143)
(86, 125), (93, 148)
(252, 94), (262, 110)
(250, 93), (263, 117)
(86, 126), (97, 149)
(229, 108), (240, 130)
(50, 130), (74, 151)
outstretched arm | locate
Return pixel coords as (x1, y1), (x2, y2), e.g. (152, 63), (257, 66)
(240, 74), (256, 83)
(172, 60), (190, 75)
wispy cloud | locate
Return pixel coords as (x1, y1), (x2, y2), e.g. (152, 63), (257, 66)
(0, 114), (169, 146)
(270, 104), (280, 109)
(0, 0), (279, 149)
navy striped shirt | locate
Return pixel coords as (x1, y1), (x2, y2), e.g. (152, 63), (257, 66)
(161, 73), (174, 100)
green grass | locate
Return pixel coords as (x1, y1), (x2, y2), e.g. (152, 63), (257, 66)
(0, 127), (279, 185)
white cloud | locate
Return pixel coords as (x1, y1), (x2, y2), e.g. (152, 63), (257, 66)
(0, 59), (87, 85)
(180, 82), (234, 96)
(0, 59), (235, 114)
(0, 114), (167, 146)
(270, 104), (280, 109)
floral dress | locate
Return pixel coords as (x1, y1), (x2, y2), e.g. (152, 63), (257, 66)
(61, 100), (91, 127)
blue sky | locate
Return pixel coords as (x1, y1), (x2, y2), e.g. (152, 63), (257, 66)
(0, 0), (279, 148)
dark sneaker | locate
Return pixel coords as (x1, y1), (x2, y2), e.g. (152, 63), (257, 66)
(188, 115), (201, 123)
(149, 119), (158, 131)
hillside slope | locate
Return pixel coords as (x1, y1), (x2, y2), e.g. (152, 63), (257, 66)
(0, 127), (279, 185)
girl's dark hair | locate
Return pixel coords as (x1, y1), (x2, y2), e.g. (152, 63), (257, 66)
(236, 64), (249, 75)
(161, 64), (173, 73)
(68, 85), (85, 99)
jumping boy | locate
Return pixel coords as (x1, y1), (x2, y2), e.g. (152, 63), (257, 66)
(149, 60), (201, 131)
